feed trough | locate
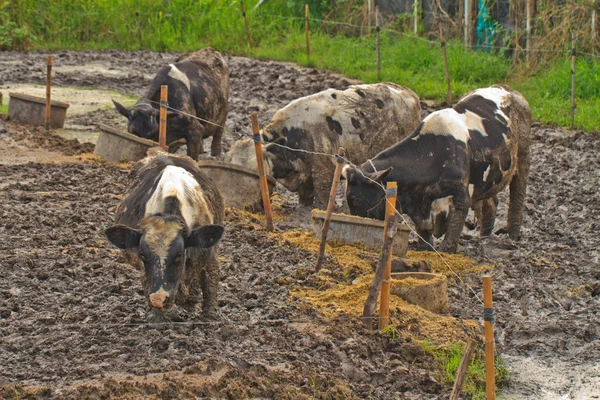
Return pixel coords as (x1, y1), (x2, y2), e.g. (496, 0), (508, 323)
(390, 272), (448, 314)
(196, 160), (276, 212)
(95, 124), (158, 163)
(311, 210), (410, 257)
(7, 92), (70, 128)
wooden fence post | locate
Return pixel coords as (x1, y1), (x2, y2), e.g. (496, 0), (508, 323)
(136, 11), (143, 49)
(449, 340), (476, 400)
(526, 0), (532, 64)
(376, 6), (381, 81)
(159, 85), (168, 150)
(45, 56), (52, 131)
(305, 4), (310, 61)
(483, 275), (496, 400)
(593, 2), (597, 40)
(571, 32), (576, 130)
(251, 114), (274, 231)
(464, 0), (470, 47)
(315, 147), (346, 271)
(439, 25), (452, 105)
(240, 1), (252, 49)
(413, 0), (419, 34)
(378, 181), (398, 330)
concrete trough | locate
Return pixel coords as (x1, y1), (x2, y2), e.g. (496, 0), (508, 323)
(390, 272), (448, 314)
(311, 210), (410, 257)
(196, 160), (276, 212)
(95, 124), (158, 163)
(7, 92), (70, 128)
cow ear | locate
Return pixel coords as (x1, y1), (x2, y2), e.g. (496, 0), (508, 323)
(341, 165), (353, 181)
(185, 225), (225, 248)
(112, 100), (131, 119)
(369, 167), (393, 183)
(105, 225), (142, 249)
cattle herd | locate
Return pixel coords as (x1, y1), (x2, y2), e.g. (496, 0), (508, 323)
(108, 47), (532, 316)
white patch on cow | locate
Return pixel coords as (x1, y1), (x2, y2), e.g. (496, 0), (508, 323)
(224, 139), (274, 176)
(462, 86), (510, 121)
(168, 64), (191, 91)
(145, 165), (213, 227)
(341, 164), (352, 179)
(387, 85), (401, 94)
(483, 165), (491, 181)
(464, 110), (487, 136)
(419, 109), (469, 144)
(431, 196), (452, 216)
(468, 184), (474, 197)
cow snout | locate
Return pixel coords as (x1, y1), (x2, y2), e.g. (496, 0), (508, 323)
(149, 288), (169, 309)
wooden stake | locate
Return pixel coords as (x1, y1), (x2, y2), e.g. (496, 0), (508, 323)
(315, 147), (346, 271)
(439, 25), (452, 105)
(464, 0), (470, 47)
(526, 0), (532, 64)
(413, 0), (419, 34)
(44, 56), (52, 131)
(136, 11), (143, 49)
(251, 114), (274, 232)
(483, 275), (496, 400)
(363, 213), (397, 327)
(305, 4), (310, 61)
(571, 32), (576, 130)
(240, 1), (252, 49)
(159, 85), (168, 150)
(449, 340), (476, 400)
(376, 6), (381, 81)
(378, 181), (398, 330)
(367, 0), (371, 34)
(593, 5), (597, 40)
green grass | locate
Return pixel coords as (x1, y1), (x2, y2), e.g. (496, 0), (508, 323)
(416, 339), (509, 400)
(4, 0), (600, 131)
(0, 104), (7, 115)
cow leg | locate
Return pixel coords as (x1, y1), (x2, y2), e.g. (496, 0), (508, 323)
(416, 228), (434, 250)
(479, 195), (498, 237)
(200, 253), (220, 319)
(441, 191), (470, 253)
(507, 149), (530, 241)
(210, 126), (224, 156)
(312, 159), (335, 209)
(298, 182), (315, 207)
(186, 135), (203, 160)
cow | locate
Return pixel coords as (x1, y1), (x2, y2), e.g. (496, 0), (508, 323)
(225, 83), (421, 208)
(112, 47), (230, 159)
(105, 150), (225, 318)
(343, 85), (531, 253)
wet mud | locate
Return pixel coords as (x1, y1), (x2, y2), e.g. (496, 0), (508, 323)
(0, 50), (599, 399)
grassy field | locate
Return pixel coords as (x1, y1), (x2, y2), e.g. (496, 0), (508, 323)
(3, 0), (599, 132)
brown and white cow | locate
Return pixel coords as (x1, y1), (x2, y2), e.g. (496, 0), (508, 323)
(105, 151), (225, 318)
(113, 47), (229, 159)
(225, 83), (421, 207)
(344, 85), (531, 253)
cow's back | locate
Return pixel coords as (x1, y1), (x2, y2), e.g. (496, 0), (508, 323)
(263, 83), (420, 163)
(115, 153), (224, 229)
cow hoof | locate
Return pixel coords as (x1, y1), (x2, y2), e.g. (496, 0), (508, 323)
(494, 225), (509, 235)
(201, 309), (220, 321)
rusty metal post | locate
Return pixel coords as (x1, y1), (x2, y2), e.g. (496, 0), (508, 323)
(483, 276), (496, 400)
(240, 1), (252, 49)
(378, 181), (398, 330)
(251, 114), (274, 231)
(315, 147), (346, 271)
(44, 56), (52, 131)
(136, 11), (143, 49)
(439, 25), (452, 105)
(571, 32), (576, 129)
(305, 4), (310, 61)
(376, 6), (381, 81)
(159, 85), (168, 150)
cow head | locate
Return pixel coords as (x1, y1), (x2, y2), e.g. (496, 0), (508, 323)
(113, 100), (178, 141)
(342, 165), (392, 220)
(105, 215), (224, 310)
(264, 137), (309, 192)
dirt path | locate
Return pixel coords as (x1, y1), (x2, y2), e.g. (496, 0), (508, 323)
(1, 51), (599, 399)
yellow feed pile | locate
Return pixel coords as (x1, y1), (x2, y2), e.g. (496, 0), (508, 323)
(292, 278), (480, 346)
(273, 231), (374, 275)
(404, 250), (493, 275)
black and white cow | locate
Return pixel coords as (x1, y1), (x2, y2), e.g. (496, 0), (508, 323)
(225, 83), (421, 207)
(113, 47), (229, 159)
(343, 85), (531, 253)
(105, 151), (225, 317)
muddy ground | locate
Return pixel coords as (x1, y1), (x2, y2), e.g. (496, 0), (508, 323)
(1, 51), (599, 399)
